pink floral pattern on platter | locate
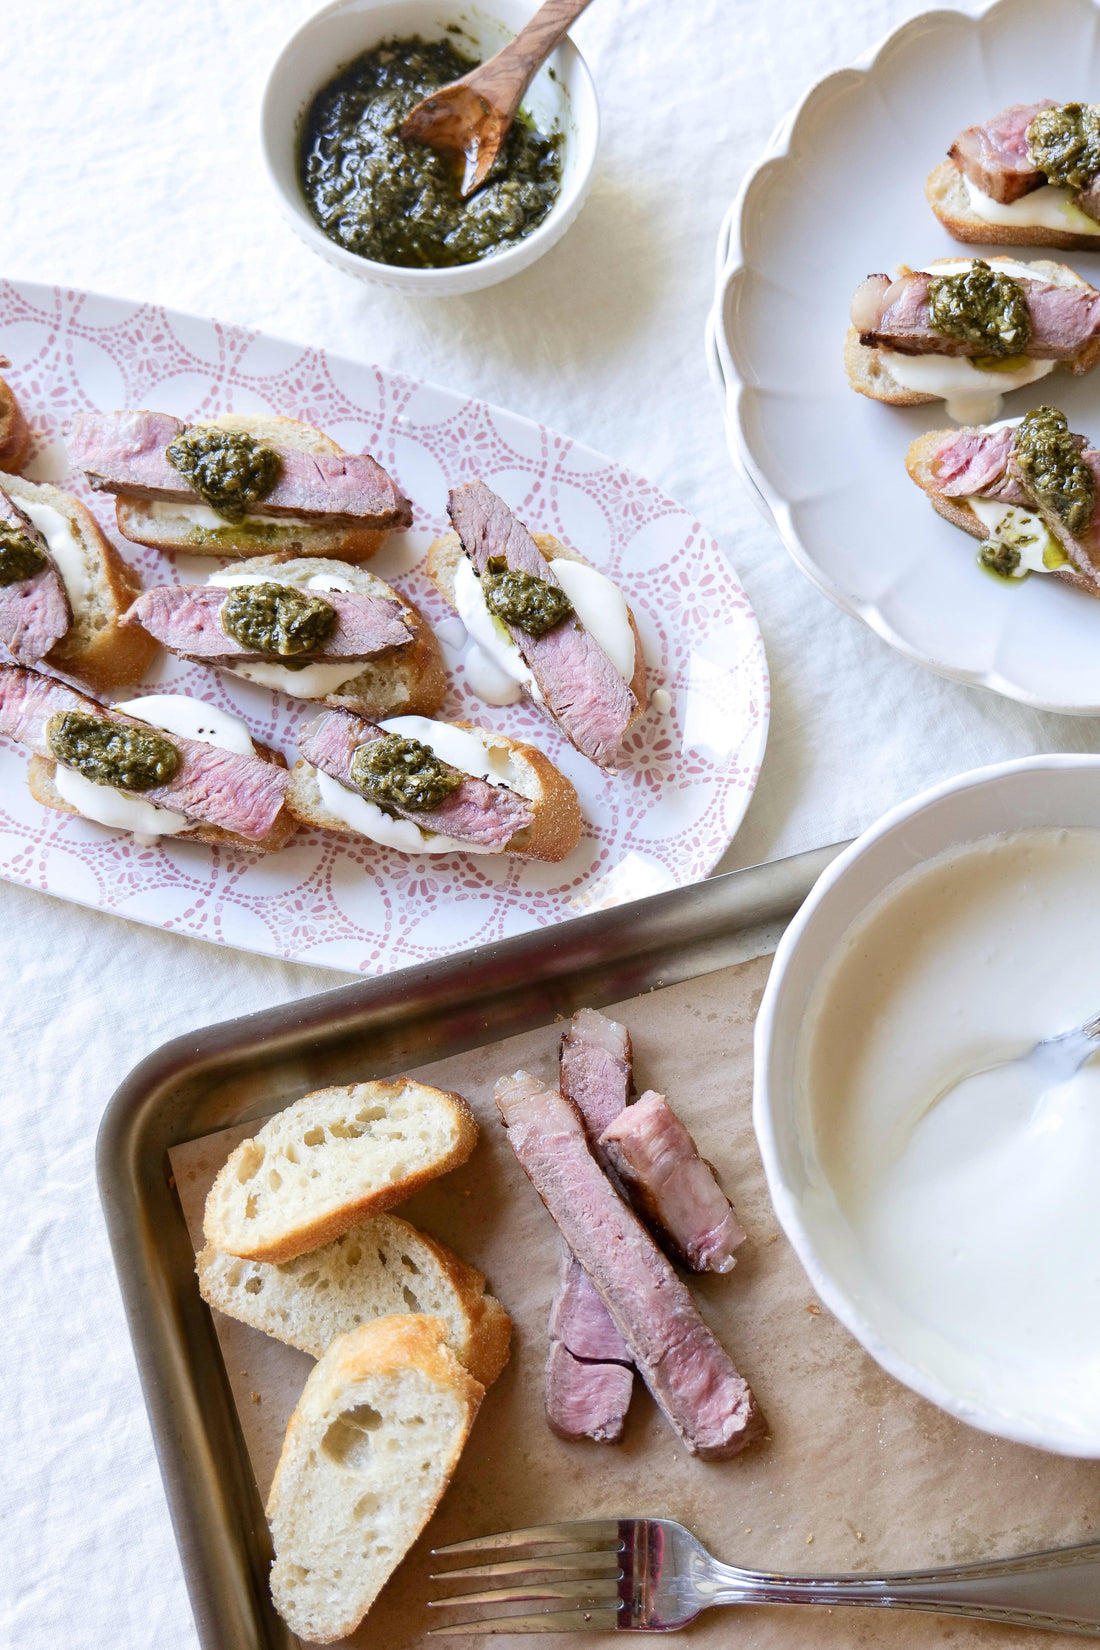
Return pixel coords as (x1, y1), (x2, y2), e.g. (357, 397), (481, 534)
(0, 282), (769, 974)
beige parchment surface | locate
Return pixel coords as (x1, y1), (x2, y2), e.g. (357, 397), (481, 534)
(170, 954), (1100, 1650)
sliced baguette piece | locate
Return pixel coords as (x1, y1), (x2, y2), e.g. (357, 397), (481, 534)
(266, 1314), (483, 1643)
(196, 1211), (511, 1387)
(0, 374), (29, 473)
(26, 735), (298, 852)
(286, 718), (584, 862)
(114, 413), (401, 561)
(926, 158), (1100, 253)
(905, 426), (1100, 600)
(427, 527), (649, 718)
(846, 257), (1100, 406)
(203, 1079), (479, 1263)
(2, 474), (157, 691)
(140, 553), (447, 719)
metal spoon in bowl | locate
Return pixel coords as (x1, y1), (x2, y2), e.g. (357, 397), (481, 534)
(922, 1009), (1100, 1124)
(400, 0), (594, 198)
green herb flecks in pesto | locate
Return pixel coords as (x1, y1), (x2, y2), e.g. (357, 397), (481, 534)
(299, 38), (563, 269)
(166, 428), (281, 523)
(481, 554), (573, 636)
(1027, 104), (1100, 190)
(927, 260), (1031, 357)
(1014, 407), (1096, 537)
(978, 538), (1023, 579)
(48, 711), (181, 791)
(350, 732), (463, 812)
(220, 582), (337, 659)
(0, 523), (47, 586)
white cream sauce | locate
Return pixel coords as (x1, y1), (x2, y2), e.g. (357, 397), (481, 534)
(965, 176), (1100, 235)
(314, 714), (530, 856)
(205, 566), (361, 698)
(966, 497), (1063, 575)
(17, 496), (90, 610)
(53, 695), (257, 842)
(799, 828), (1100, 1435)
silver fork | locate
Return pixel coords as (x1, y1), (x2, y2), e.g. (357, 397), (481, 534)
(428, 1518), (1100, 1635)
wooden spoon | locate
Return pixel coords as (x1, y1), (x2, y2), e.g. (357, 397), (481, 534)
(400, 0), (595, 198)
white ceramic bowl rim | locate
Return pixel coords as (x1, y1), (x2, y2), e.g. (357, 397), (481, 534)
(260, 0), (599, 291)
(754, 752), (1100, 1456)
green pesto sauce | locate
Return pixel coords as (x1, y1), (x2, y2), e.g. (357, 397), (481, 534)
(184, 520), (306, 550)
(220, 582), (336, 659)
(1014, 407), (1096, 536)
(48, 711), (180, 791)
(1026, 103), (1100, 190)
(481, 554), (573, 636)
(927, 260), (1031, 357)
(0, 524), (47, 586)
(299, 38), (563, 270)
(350, 732), (462, 812)
(166, 428), (281, 523)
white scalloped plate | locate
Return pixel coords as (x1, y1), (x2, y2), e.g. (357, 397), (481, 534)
(707, 0), (1100, 715)
(0, 282), (768, 973)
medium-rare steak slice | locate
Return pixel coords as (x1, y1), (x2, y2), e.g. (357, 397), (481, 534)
(852, 270), (1100, 360)
(545, 1343), (634, 1445)
(560, 1007), (634, 1154)
(67, 411), (412, 528)
(948, 101), (1055, 203)
(447, 480), (638, 768)
(931, 425), (1029, 504)
(0, 487), (72, 667)
(0, 664), (289, 841)
(599, 1090), (747, 1274)
(496, 1070), (764, 1460)
(123, 584), (412, 666)
(298, 707), (534, 851)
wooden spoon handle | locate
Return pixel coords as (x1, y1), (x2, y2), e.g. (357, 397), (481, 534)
(465, 0), (595, 119)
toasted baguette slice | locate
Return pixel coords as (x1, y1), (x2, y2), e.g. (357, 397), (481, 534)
(2, 475), (157, 691)
(846, 257), (1100, 405)
(286, 718), (583, 862)
(267, 1315), (483, 1643)
(0, 374), (29, 473)
(26, 735), (298, 852)
(926, 158), (1100, 253)
(203, 1079), (479, 1263)
(144, 554), (446, 719)
(905, 427), (1100, 599)
(115, 413), (397, 560)
(197, 1211), (511, 1387)
(427, 528), (649, 722)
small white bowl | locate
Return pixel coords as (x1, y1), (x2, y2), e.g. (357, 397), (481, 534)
(260, 0), (599, 295)
(754, 754), (1100, 1456)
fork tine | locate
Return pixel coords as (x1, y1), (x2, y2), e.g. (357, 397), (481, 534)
(433, 1520), (622, 1558)
(430, 1578), (621, 1609)
(432, 1550), (621, 1583)
(428, 1608), (622, 1636)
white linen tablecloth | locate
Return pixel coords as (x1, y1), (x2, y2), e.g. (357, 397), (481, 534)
(5, 0), (1100, 1642)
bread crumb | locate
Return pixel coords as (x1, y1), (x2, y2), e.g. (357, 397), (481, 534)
(806, 1535), (814, 1545)
(251, 1391), (261, 1404)
(167, 1173), (176, 1189)
(856, 1531), (865, 1542)
(806, 1303), (821, 1315)
(768, 1233), (778, 1243)
(744, 1526), (752, 1534)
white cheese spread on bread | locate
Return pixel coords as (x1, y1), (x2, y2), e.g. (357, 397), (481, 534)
(965, 177), (1100, 235)
(16, 495), (90, 609)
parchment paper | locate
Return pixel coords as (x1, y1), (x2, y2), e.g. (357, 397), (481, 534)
(170, 955), (1100, 1649)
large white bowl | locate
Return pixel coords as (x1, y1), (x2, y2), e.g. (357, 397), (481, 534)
(261, 0), (599, 295)
(754, 754), (1100, 1456)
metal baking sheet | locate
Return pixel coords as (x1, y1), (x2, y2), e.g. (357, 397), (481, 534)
(96, 846), (841, 1650)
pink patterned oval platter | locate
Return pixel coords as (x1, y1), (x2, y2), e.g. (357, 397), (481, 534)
(0, 282), (769, 974)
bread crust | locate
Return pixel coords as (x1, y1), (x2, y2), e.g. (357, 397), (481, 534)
(27, 738), (298, 852)
(926, 157), (1100, 253)
(425, 525), (649, 729)
(204, 1079), (480, 1263)
(0, 377), (29, 474)
(905, 426), (1100, 599)
(846, 256), (1100, 403)
(2, 474), (158, 692)
(111, 413), (400, 561)
(285, 719), (583, 863)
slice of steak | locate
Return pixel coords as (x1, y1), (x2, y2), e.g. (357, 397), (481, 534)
(67, 411), (413, 528)
(1078, 175), (1100, 224)
(0, 488), (71, 666)
(856, 270), (1100, 360)
(932, 425), (1028, 502)
(496, 1070), (764, 1460)
(550, 1253), (632, 1362)
(123, 585), (412, 665)
(559, 1007), (634, 1151)
(447, 480), (637, 768)
(948, 101), (1055, 203)
(599, 1090), (747, 1274)
(1005, 445), (1100, 578)
(0, 664), (290, 841)
(545, 1342), (634, 1444)
(298, 707), (534, 851)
